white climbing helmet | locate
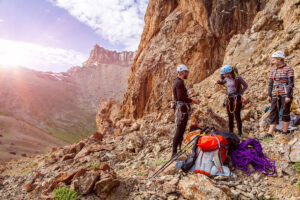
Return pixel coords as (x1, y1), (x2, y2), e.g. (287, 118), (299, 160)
(271, 51), (285, 59)
(177, 64), (189, 72)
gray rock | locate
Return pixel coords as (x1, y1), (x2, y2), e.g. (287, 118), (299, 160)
(289, 141), (300, 162)
(236, 185), (247, 192)
(253, 173), (263, 182)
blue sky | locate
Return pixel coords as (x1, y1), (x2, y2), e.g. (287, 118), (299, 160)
(0, 0), (148, 72)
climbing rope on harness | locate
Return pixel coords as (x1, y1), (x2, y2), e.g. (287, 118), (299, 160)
(230, 138), (276, 176)
(227, 96), (237, 114)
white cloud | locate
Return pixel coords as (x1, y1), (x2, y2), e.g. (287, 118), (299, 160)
(0, 39), (88, 72)
(49, 0), (148, 51)
(0, 19), (4, 23)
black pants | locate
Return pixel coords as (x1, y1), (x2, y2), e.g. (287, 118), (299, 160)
(226, 95), (242, 136)
(172, 106), (189, 156)
(269, 96), (292, 124)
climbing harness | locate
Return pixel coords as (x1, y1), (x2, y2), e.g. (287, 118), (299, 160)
(274, 83), (290, 118)
(175, 101), (191, 125)
(227, 95), (237, 114)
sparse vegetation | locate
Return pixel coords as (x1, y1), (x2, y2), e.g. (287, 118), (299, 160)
(136, 169), (147, 177)
(293, 163), (300, 173)
(262, 136), (274, 142)
(53, 186), (80, 200)
(29, 162), (38, 168)
(91, 161), (102, 170)
(297, 182), (300, 189)
(23, 169), (31, 175)
(153, 159), (167, 167)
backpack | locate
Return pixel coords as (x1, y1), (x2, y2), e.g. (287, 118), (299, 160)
(178, 134), (235, 177)
(232, 67), (243, 93)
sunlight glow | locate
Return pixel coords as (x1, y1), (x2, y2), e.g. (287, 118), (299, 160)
(0, 39), (88, 72)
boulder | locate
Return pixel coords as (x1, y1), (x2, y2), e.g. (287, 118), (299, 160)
(178, 174), (230, 200)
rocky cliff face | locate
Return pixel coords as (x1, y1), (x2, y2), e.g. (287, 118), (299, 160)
(122, 0), (260, 119)
(83, 45), (135, 66)
(1, 0), (300, 199)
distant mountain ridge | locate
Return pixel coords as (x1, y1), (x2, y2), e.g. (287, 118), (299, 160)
(0, 45), (135, 161)
(83, 44), (135, 66)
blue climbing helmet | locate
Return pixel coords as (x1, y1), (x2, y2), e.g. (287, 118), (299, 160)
(220, 65), (233, 75)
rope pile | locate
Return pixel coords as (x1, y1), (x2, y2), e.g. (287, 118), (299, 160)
(231, 138), (276, 176)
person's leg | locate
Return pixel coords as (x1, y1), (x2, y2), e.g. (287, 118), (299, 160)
(172, 108), (188, 157)
(267, 124), (277, 135)
(281, 97), (292, 134)
(267, 97), (280, 135)
(226, 97), (234, 133)
(234, 96), (243, 136)
(178, 115), (188, 151)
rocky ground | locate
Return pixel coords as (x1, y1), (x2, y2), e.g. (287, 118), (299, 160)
(0, 0), (300, 199)
(0, 107), (300, 199)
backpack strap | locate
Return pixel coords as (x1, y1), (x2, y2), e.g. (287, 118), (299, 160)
(213, 135), (224, 173)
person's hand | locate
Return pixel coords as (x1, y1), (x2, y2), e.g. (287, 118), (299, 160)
(241, 97), (246, 104)
(285, 97), (291, 103)
(267, 96), (272, 103)
(215, 80), (219, 85)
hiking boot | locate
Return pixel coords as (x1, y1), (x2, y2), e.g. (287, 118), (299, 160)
(262, 133), (273, 140)
(281, 131), (289, 135)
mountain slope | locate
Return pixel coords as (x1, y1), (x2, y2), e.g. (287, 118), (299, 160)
(0, 45), (134, 161)
(1, 0), (300, 199)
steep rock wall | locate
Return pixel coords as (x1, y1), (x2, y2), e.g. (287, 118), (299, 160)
(122, 0), (260, 119)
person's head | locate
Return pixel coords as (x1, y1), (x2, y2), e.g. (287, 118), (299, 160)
(177, 64), (189, 79)
(271, 51), (285, 66)
(220, 65), (233, 78)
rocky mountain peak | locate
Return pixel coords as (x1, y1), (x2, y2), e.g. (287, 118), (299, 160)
(83, 44), (135, 66)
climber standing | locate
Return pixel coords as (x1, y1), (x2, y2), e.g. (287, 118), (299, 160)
(263, 51), (294, 138)
(172, 64), (200, 158)
(216, 65), (248, 136)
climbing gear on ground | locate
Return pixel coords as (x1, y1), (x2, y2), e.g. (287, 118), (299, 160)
(271, 51), (285, 59)
(176, 131), (237, 177)
(148, 127), (209, 179)
(177, 64), (189, 72)
(211, 131), (240, 151)
(221, 65), (233, 74)
(231, 138), (276, 176)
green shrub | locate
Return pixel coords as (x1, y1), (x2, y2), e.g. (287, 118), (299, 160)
(91, 161), (102, 170)
(294, 163), (300, 173)
(23, 169), (31, 175)
(262, 136), (274, 142)
(136, 170), (146, 176)
(53, 186), (80, 200)
(153, 159), (166, 166)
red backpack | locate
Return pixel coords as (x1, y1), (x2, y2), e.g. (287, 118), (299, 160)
(194, 135), (229, 175)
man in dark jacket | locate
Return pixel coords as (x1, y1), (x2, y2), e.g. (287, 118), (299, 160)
(172, 64), (200, 158)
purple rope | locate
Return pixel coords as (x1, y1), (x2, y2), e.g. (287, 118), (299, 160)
(231, 138), (276, 176)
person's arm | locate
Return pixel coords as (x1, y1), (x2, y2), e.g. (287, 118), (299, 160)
(267, 71), (274, 98)
(237, 76), (248, 95)
(217, 79), (226, 85)
(286, 67), (294, 98)
(176, 80), (193, 103)
(267, 78), (274, 97)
